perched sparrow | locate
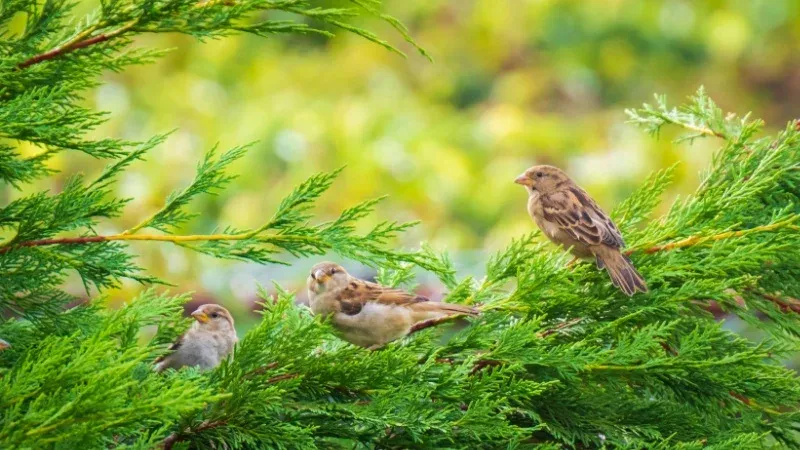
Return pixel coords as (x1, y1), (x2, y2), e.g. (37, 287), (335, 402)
(154, 304), (238, 372)
(307, 262), (479, 348)
(0, 339), (9, 351)
(515, 165), (648, 296)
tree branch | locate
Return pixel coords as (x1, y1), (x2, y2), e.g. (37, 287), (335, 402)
(634, 216), (799, 255)
(537, 317), (583, 338)
(265, 373), (299, 384)
(468, 319), (583, 375)
(469, 359), (502, 376)
(0, 230), (315, 255)
(760, 293), (800, 314)
(162, 420), (226, 450)
(161, 372), (297, 449)
(17, 21), (138, 70)
(672, 120), (726, 139)
(242, 362), (279, 379)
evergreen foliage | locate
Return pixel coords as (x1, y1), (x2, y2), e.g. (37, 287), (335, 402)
(2, 1), (800, 449)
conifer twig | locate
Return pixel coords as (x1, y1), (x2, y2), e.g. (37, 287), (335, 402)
(759, 293), (800, 314)
(537, 317), (583, 338)
(5, 213), (792, 259)
(162, 420), (226, 450)
(242, 362), (280, 379)
(17, 20), (139, 69)
(265, 373), (299, 384)
(469, 359), (502, 376)
(635, 216), (799, 254)
(469, 319), (583, 375)
(0, 230), (314, 254)
(662, 118), (725, 139)
(161, 372), (297, 449)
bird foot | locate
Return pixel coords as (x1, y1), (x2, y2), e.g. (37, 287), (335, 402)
(566, 256), (581, 268)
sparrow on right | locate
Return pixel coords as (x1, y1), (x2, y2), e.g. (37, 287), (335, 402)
(515, 165), (648, 296)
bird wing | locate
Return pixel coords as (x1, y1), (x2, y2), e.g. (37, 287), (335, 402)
(337, 280), (428, 315)
(542, 187), (625, 249)
(154, 334), (184, 364)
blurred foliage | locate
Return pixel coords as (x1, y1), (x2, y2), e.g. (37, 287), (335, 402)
(5, 0), (799, 324)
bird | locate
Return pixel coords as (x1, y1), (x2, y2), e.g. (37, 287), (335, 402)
(154, 304), (238, 372)
(306, 262), (479, 349)
(0, 339), (9, 351)
(514, 165), (648, 296)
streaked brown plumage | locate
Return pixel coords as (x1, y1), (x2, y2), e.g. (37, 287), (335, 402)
(306, 262), (478, 348)
(154, 304), (238, 372)
(515, 165), (648, 296)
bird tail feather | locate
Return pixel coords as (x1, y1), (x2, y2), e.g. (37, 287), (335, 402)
(597, 250), (648, 296)
(410, 301), (479, 322)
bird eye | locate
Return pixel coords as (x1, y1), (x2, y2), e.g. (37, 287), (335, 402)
(210, 312), (219, 319)
(329, 268), (337, 274)
(535, 172), (544, 178)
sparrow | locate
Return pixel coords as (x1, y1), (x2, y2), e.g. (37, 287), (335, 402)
(306, 262), (479, 348)
(515, 165), (648, 296)
(154, 304), (238, 372)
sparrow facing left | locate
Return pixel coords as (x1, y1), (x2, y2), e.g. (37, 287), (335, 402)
(154, 304), (238, 372)
(307, 262), (479, 348)
(515, 165), (648, 296)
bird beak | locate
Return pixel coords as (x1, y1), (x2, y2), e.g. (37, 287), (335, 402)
(191, 309), (210, 324)
(313, 269), (330, 283)
(514, 173), (530, 186)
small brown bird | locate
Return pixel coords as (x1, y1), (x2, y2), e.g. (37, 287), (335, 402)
(307, 262), (478, 348)
(0, 339), (9, 351)
(515, 165), (647, 296)
(154, 304), (238, 372)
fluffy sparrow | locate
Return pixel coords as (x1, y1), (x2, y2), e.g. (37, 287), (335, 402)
(154, 304), (238, 372)
(307, 262), (478, 348)
(515, 165), (648, 296)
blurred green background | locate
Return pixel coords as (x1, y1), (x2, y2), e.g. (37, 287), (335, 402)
(9, 0), (800, 329)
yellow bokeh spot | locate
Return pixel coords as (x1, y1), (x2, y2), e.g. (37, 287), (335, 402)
(707, 11), (751, 61)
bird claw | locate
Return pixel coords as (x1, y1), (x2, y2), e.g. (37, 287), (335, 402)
(566, 256), (580, 268)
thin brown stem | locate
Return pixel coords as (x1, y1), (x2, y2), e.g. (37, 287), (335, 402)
(17, 0), (241, 70)
(679, 122), (726, 139)
(17, 21), (137, 70)
(163, 420), (226, 450)
(265, 373), (298, 385)
(161, 372), (297, 449)
(728, 391), (783, 415)
(760, 293), (800, 314)
(654, 112), (726, 140)
(536, 318), (582, 338)
(243, 362), (279, 379)
(468, 318), (583, 376)
(660, 341), (679, 356)
(0, 231), (311, 255)
(469, 359), (502, 376)
(729, 391), (750, 406)
(633, 216), (798, 255)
